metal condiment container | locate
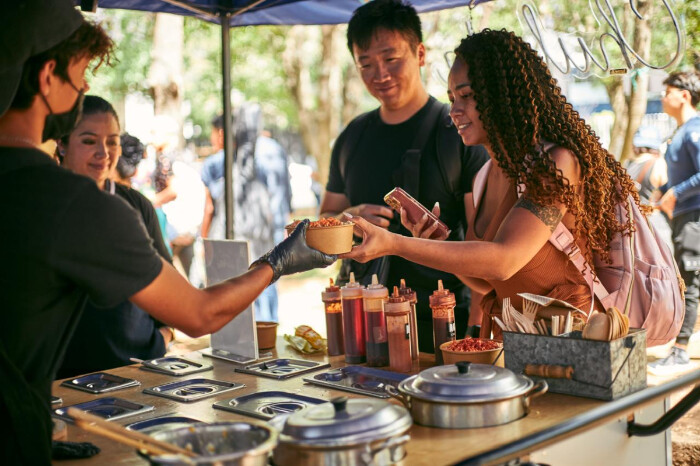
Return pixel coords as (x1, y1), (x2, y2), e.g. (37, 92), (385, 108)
(387, 362), (547, 429)
(273, 397), (412, 466)
(146, 422), (277, 465)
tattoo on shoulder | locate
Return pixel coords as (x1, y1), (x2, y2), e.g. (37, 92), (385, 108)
(515, 197), (563, 231)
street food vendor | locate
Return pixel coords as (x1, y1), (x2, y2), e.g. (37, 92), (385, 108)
(0, 2), (335, 464)
(342, 29), (642, 337)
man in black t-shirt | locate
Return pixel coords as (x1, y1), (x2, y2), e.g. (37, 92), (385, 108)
(320, 0), (488, 351)
(0, 3), (335, 464)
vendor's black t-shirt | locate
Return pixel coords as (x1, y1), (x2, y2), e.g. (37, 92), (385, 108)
(57, 182), (172, 379)
(326, 97), (489, 351)
(0, 147), (163, 463)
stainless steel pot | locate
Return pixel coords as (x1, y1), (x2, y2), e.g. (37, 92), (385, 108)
(144, 421), (277, 465)
(272, 396), (412, 466)
(386, 361), (547, 429)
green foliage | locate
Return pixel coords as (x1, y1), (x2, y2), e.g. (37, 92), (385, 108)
(87, 10), (154, 100)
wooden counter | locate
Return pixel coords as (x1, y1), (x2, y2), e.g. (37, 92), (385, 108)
(52, 338), (700, 465)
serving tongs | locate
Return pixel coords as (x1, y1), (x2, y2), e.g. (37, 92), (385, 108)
(67, 407), (197, 460)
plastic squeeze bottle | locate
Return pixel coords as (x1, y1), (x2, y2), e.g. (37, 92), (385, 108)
(385, 286), (412, 372)
(322, 278), (344, 356)
(429, 279), (456, 365)
(340, 272), (366, 364)
(399, 278), (419, 360)
(362, 274), (389, 367)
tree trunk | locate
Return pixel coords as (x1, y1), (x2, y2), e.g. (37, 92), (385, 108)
(283, 25), (356, 187)
(619, 0), (654, 164)
(606, 78), (628, 159)
(149, 13), (184, 147)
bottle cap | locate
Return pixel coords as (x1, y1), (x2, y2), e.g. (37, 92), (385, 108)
(398, 278), (417, 304)
(429, 279), (456, 308)
(322, 278), (341, 301)
(362, 274), (389, 299)
(386, 286), (410, 314)
(340, 272), (364, 298)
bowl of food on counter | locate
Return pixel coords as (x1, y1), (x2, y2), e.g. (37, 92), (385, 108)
(440, 337), (504, 366)
(285, 218), (354, 255)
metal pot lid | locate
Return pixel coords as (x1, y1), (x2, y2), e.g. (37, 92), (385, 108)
(280, 396), (411, 446)
(401, 362), (533, 402)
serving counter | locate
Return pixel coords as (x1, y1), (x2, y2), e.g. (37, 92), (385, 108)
(52, 337), (700, 465)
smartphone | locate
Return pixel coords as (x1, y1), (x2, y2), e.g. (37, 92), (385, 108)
(384, 187), (450, 239)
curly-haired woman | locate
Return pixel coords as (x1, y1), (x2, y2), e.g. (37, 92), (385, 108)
(342, 29), (642, 338)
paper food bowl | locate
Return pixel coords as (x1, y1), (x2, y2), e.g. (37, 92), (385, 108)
(440, 339), (504, 366)
(256, 321), (279, 350)
(285, 221), (354, 255)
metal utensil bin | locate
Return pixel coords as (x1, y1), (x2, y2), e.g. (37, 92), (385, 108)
(503, 329), (647, 400)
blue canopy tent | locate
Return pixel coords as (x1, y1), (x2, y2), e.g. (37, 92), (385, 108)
(80, 0), (489, 238)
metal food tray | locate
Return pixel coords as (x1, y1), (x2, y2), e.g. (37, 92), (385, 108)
(126, 415), (206, 435)
(60, 372), (140, 394)
(303, 366), (410, 398)
(52, 397), (155, 423)
(139, 357), (213, 376)
(234, 358), (330, 380)
(212, 390), (325, 420)
(143, 378), (245, 402)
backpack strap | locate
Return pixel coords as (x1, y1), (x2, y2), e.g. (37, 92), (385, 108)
(548, 223), (609, 318)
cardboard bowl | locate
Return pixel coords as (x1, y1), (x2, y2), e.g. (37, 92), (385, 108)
(285, 222), (354, 255)
(256, 321), (279, 350)
(440, 339), (504, 366)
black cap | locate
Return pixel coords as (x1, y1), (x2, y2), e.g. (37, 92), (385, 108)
(0, 0), (84, 117)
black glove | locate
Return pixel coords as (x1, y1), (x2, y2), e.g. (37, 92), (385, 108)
(252, 219), (336, 283)
(52, 441), (101, 460)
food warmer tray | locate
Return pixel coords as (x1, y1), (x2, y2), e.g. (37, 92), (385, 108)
(138, 357), (213, 376)
(60, 372), (140, 394)
(143, 378), (245, 402)
(212, 390), (326, 420)
(303, 366), (410, 398)
(52, 397), (155, 423)
(234, 358), (330, 380)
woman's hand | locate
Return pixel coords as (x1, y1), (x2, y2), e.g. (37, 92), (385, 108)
(339, 214), (397, 263)
(400, 202), (449, 240)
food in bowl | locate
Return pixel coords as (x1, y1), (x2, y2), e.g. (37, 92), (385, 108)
(440, 337), (504, 366)
(285, 218), (354, 254)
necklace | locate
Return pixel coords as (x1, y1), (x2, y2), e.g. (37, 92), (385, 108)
(0, 134), (43, 151)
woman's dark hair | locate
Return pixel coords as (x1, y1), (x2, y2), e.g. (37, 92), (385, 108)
(11, 21), (113, 110)
(347, 0), (422, 56)
(454, 29), (641, 264)
(117, 133), (145, 179)
(663, 71), (700, 107)
(59, 95), (119, 145)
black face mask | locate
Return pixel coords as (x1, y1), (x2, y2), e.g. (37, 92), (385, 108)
(41, 82), (85, 142)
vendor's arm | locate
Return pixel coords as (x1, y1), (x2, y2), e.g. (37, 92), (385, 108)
(342, 148), (578, 280)
(456, 275), (493, 295)
(131, 219), (335, 337)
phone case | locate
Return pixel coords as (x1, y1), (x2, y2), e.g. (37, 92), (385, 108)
(384, 187), (450, 239)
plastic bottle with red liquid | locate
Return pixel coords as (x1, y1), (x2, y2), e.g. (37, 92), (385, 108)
(322, 278), (344, 356)
(398, 278), (419, 361)
(429, 279), (456, 365)
(340, 273), (366, 364)
(385, 286), (412, 372)
(362, 274), (389, 367)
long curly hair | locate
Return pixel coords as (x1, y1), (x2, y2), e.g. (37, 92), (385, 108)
(455, 29), (642, 264)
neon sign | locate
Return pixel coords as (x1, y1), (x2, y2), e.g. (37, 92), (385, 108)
(517, 0), (684, 77)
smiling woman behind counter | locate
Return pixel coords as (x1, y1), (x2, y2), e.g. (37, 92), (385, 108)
(342, 29), (642, 338)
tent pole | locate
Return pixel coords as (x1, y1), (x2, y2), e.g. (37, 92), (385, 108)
(221, 13), (234, 240)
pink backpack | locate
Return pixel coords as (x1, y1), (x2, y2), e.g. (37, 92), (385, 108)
(472, 152), (685, 347)
(550, 196), (685, 347)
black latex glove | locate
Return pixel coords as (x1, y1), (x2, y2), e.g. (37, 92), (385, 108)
(52, 440), (101, 460)
(252, 219), (336, 283)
